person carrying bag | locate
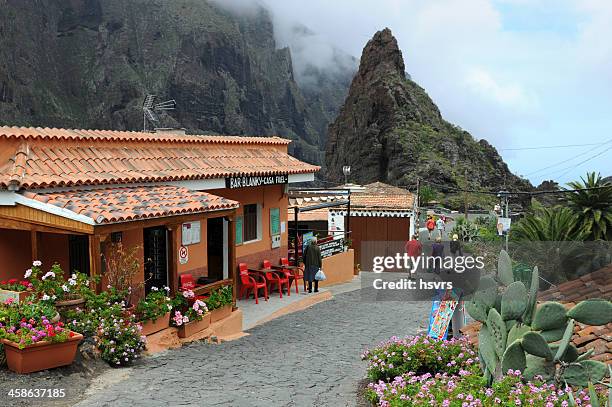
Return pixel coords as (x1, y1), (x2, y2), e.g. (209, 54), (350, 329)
(303, 236), (323, 293)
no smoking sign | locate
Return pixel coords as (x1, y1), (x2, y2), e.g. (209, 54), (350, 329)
(179, 245), (188, 264)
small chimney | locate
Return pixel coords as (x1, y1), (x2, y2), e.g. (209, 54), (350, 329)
(154, 128), (186, 136)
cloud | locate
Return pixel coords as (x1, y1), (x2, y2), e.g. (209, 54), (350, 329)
(464, 68), (538, 111)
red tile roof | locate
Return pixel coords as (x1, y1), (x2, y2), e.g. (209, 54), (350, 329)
(0, 127), (319, 189)
(351, 182), (414, 210)
(461, 265), (612, 365)
(0, 126), (291, 145)
(21, 185), (239, 224)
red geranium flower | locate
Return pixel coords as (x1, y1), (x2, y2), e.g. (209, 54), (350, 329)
(69, 332), (75, 338)
(0, 280), (6, 285)
(8, 278), (18, 284)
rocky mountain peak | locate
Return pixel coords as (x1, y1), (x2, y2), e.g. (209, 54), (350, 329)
(325, 29), (532, 200)
(358, 28), (405, 79)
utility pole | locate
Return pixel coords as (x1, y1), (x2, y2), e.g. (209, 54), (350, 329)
(413, 177), (420, 239)
(497, 190), (510, 252)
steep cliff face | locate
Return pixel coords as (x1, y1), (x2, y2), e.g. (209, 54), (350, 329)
(325, 28), (532, 191)
(0, 0), (348, 164)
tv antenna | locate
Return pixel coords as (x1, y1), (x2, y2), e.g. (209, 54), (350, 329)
(142, 94), (177, 131)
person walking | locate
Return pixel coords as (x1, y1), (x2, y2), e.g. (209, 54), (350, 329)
(404, 234), (423, 279)
(426, 216), (435, 240)
(436, 216), (446, 239)
(450, 234), (463, 257)
(431, 236), (445, 274)
(303, 236), (322, 293)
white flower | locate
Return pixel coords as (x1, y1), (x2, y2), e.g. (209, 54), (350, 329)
(24, 269), (32, 279)
(51, 295), (56, 300)
(182, 290), (194, 299)
(151, 286), (159, 291)
(32, 260), (42, 267)
(69, 279), (77, 286)
(85, 280), (89, 285)
(164, 286), (170, 292)
(42, 271), (55, 280)
(42, 294), (50, 301)
(62, 285), (69, 292)
(167, 304), (172, 311)
(183, 316), (189, 323)
(71, 273), (77, 280)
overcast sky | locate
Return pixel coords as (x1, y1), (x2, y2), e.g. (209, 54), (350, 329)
(226, 0), (612, 185)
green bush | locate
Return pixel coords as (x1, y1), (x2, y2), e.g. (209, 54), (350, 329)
(361, 335), (478, 382)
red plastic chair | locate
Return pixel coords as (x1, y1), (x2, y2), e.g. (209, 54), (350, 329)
(239, 263), (268, 304)
(179, 273), (207, 303)
(262, 260), (290, 298)
(281, 257), (304, 294)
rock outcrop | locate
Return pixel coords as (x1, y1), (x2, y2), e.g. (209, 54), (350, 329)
(325, 28), (532, 192)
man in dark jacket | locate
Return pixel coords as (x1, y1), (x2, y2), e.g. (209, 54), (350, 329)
(431, 236), (445, 274)
(303, 236), (322, 293)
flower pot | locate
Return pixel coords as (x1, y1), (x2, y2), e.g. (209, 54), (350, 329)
(177, 313), (211, 338)
(210, 304), (232, 322)
(2, 332), (83, 374)
(55, 296), (85, 314)
(0, 289), (33, 304)
(140, 312), (170, 336)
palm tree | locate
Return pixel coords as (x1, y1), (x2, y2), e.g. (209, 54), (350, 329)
(565, 172), (612, 240)
(510, 200), (590, 283)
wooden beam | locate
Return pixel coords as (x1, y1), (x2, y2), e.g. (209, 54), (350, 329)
(30, 231), (39, 262)
(0, 218), (89, 235)
(94, 209), (236, 236)
(228, 215), (237, 309)
(88, 235), (101, 292)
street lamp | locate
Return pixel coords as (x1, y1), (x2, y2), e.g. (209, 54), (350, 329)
(342, 166), (351, 185)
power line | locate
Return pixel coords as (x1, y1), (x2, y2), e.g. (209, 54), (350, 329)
(555, 145), (612, 180)
(500, 142), (608, 151)
(525, 139), (612, 177)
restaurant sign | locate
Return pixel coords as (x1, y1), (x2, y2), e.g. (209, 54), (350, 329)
(319, 237), (345, 258)
(225, 174), (288, 189)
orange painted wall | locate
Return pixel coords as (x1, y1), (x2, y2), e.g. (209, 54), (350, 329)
(212, 184), (289, 267)
(319, 249), (355, 287)
(0, 228), (32, 281)
(176, 214), (208, 280)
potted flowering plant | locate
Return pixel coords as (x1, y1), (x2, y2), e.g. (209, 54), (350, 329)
(29, 262), (89, 312)
(207, 285), (233, 322)
(135, 287), (172, 336)
(0, 304), (82, 373)
(0, 278), (34, 304)
(172, 290), (210, 338)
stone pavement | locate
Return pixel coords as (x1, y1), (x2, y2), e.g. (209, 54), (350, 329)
(75, 288), (429, 407)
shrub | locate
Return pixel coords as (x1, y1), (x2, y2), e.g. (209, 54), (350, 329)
(95, 304), (146, 366)
(361, 335), (478, 382)
(171, 290), (208, 326)
(135, 286), (172, 322)
(205, 285), (233, 311)
(366, 369), (608, 407)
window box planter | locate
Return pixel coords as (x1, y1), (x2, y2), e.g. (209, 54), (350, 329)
(140, 312), (170, 336)
(0, 289), (33, 304)
(210, 304), (232, 322)
(177, 313), (211, 338)
(1, 332), (83, 374)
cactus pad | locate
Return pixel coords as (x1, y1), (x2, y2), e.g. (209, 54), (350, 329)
(554, 319), (575, 362)
(508, 324), (531, 345)
(479, 325), (499, 376)
(498, 250), (514, 286)
(522, 266), (539, 325)
(501, 339), (526, 373)
(567, 299), (612, 326)
(539, 324), (568, 343)
(521, 331), (553, 361)
(501, 281), (528, 321)
(532, 302), (567, 331)
(487, 308), (508, 359)
(523, 355), (555, 381)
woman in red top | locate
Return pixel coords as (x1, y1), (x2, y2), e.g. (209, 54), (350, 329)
(426, 217), (435, 240)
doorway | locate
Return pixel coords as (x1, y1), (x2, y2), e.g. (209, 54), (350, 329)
(144, 226), (169, 294)
(207, 217), (227, 281)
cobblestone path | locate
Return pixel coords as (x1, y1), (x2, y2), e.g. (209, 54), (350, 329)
(76, 289), (429, 407)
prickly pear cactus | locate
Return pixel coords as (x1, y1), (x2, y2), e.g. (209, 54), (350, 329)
(567, 299), (612, 326)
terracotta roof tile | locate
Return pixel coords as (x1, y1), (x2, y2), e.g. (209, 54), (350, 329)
(351, 182), (414, 210)
(21, 185), (239, 225)
(0, 127), (319, 189)
(0, 126), (291, 145)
